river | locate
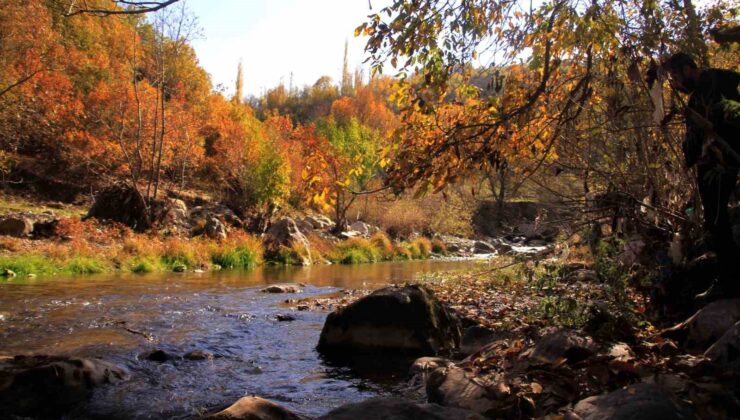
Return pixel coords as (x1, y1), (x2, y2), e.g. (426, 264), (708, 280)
(0, 259), (489, 419)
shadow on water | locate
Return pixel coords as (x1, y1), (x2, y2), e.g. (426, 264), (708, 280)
(0, 259), (491, 418)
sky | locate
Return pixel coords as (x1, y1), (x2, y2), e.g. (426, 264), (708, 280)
(187, 0), (390, 98)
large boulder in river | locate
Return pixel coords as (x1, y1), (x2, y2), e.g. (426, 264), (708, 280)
(86, 185), (150, 231)
(0, 355), (127, 418)
(0, 216), (33, 237)
(320, 397), (485, 420)
(317, 284), (461, 355)
(207, 396), (303, 420)
(570, 383), (694, 420)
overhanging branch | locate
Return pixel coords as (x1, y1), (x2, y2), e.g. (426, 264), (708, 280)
(64, 0), (182, 16)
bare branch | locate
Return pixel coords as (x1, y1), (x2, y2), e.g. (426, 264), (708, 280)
(0, 70), (43, 99)
(64, 0), (182, 16)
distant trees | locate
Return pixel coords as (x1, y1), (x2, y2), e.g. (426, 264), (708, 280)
(0, 2), (403, 227)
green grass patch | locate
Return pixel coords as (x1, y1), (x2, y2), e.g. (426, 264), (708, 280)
(328, 238), (382, 265)
(65, 256), (108, 275)
(211, 246), (260, 269)
(128, 258), (163, 274)
(0, 255), (58, 277)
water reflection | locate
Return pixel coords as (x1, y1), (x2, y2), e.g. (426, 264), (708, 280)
(0, 259), (489, 418)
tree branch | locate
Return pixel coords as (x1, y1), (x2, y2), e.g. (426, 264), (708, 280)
(710, 25), (740, 44)
(64, 0), (182, 16)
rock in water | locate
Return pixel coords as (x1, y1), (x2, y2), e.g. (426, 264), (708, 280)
(0, 355), (127, 418)
(570, 383), (694, 420)
(139, 349), (176, 362)
(320, 397), (485, 420)
(207, 396), (303, 420)
(0, 216), (33, 237)
(86, 185), (150, 231)
(473, 240), (496, 254)
(184, 350), (215, 361)
(261, 284), (302, 294)
(317, 284), (461, 355)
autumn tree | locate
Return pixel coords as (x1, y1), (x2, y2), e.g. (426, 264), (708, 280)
(359, 0), (739, 231)
(302, 117), (383, 231)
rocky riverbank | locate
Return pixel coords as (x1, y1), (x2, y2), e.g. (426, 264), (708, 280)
(0, 192), (557, 278)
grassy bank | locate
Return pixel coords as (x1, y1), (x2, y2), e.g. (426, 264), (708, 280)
(0, 217), (443, 278)
(0, 222), (264, 277)
(272, 232), (447, 265)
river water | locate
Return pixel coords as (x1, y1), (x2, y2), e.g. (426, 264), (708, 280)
(0, 259), (488, 419)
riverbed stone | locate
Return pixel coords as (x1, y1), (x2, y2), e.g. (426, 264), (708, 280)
(526, 329), (596, 365)
(570, 383), (695, 420)
(261, 284), (302, 294)
(207, 396), (303, 420)
(139, 349), (176, 362)
(0, 355), (127, 418)
(0, 216), (33, 237)
(425, 366), (499, 416)
(317, 284), (462, 355)
(409, 357), (454, 376)
(320, 397), (485, 420)
(184, 350), (215, 361)
(473, 240), (496, 254)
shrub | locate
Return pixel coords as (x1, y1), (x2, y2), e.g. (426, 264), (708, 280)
(325, 238), (381, 265)
(129, 258), (161, 274)
(393, 244), (413, 260)
(405, 242), (422, 259)
(370, 232), (394, 258)
(271, 245), (304, 265)
(431, 238), (448, 255)
(161, 238), (197, 269)
(412, 237), (433, 257)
